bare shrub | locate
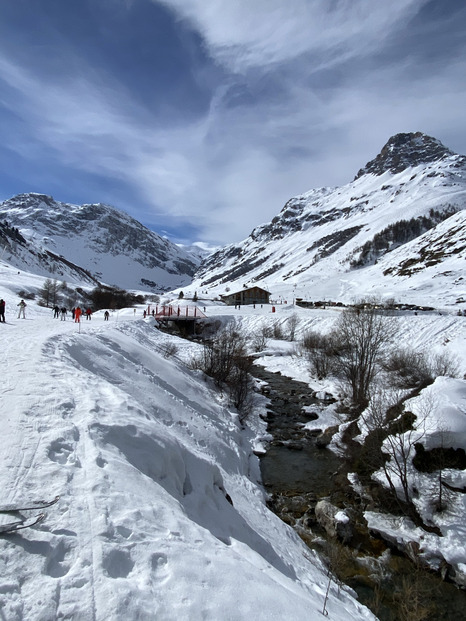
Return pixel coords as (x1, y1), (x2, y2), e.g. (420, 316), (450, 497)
(393, 555), (436, 621)
(200, 322), (247, 386)
(228, 355), (254, 422)
(287, 313), (300, 341)
(272, 321), (284, 340)
(194, 322), (254, 422)
(331, 305), (398, 406)
(386, 348), (459, 389)
(17, 289), (36, 300)
(430, 351), (459, 378)
(300, 330), (334, 379)
(385, 348), (432, 389)
(250, 325), (269, 352)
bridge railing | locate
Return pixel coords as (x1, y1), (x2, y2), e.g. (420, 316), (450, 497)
(150, 305), (207, 319)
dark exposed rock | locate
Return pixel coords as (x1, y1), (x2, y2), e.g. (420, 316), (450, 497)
(354, 132), (457, 179)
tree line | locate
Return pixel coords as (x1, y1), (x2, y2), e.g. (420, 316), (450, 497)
(38, 279), (145, 310)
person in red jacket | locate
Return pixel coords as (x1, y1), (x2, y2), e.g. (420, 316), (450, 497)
(85, 308), (92, 320)
(75, 306), (82, 323)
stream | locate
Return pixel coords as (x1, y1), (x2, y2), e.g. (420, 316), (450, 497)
(252, 364), (466, 621)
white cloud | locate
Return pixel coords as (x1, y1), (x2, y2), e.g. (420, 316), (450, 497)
(155, 0), (428, 73)
(1, 1), (465, 245)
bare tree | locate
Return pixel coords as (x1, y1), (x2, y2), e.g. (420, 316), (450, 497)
(287, 313), (300, 341)
(195, 322), (254, 421)
(332, 305), (398, 406)
(39, 278), (59, 307)
(300, 330), (334, 379)
(414, 422), (454, 513)
(250, 324), (269, 352)
(380, 394), (434, 510)
(431, 425), (454, 513)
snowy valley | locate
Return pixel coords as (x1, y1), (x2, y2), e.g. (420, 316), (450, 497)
(0, 132), (465, 620)
(0, 194), (200, 292)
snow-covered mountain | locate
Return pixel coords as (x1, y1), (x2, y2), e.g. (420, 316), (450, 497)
(0, 194), (200, 291)
(192, 133), (466, 308)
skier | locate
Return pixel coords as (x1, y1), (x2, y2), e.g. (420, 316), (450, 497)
(53, 305), (60, 318)
(0, 299), (5, 323)
(17, 299), (27, 319)
(74, 306), (82, 323)
(85, 307), (92, 320)
(60, 307), (67, 321)
(104, 310), (110, 321)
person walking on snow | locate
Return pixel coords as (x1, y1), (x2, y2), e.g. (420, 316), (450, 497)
(0, 299), (5, 323)
(17, 299), (27, 319)
(53, 305), (60, 318)
(74, 306), (82, 323)
(85, 308), (92, 320)
(60, 307), (67, 321)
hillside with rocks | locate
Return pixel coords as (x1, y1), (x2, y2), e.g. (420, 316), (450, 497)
(191, 133), (466, 309)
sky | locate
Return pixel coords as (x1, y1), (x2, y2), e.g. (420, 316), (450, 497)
(0, 0), (465, 246)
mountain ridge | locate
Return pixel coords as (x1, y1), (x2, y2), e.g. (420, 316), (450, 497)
(0, 193), (200, 291)
(1, 132), (465, 307)
(191, 132), (466, 307)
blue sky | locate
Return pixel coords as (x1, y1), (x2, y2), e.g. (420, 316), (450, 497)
(0, 0), (465, 246)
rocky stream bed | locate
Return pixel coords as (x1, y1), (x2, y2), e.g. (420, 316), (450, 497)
(252, 364), (466, 621)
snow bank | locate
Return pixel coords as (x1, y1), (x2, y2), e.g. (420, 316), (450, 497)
(0, 272), (375, 620)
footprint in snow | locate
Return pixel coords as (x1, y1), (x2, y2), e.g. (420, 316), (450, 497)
(102, 548), (134, 579)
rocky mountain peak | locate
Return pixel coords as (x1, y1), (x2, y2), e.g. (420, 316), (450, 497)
(354, 132), (455, 179)
(0, 192), (200, 290)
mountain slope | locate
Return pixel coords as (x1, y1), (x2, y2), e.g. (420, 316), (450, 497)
(0, 194), (200, 291)
(192, 133), (466, 307)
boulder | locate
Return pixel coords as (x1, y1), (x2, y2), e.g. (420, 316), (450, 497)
(315, 499), (353, 542)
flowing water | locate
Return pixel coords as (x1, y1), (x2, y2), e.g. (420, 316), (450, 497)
(252, 364), (466, 621)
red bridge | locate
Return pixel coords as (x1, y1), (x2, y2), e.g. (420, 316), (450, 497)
(149, 305), (207, 321)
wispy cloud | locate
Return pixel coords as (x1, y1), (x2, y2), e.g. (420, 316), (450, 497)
(154, 0), (428, 73)
(0, 0), (465, 245)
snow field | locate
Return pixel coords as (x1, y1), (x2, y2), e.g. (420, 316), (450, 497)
(0, 281), (377, 620)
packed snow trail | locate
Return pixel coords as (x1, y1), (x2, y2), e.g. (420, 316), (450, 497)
(0, 306), (376, 621)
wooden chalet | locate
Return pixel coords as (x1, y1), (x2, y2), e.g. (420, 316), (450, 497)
(220, 286), (270, 306)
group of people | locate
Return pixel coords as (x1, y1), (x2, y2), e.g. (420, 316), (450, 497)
(0, 300), (102, 322)
(0, 299), (114, 323)
(50, 306), (95, 322)
(66, 307), (93, 322)
(67, 307), (108, 321)
(52, 305), (68, 320)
